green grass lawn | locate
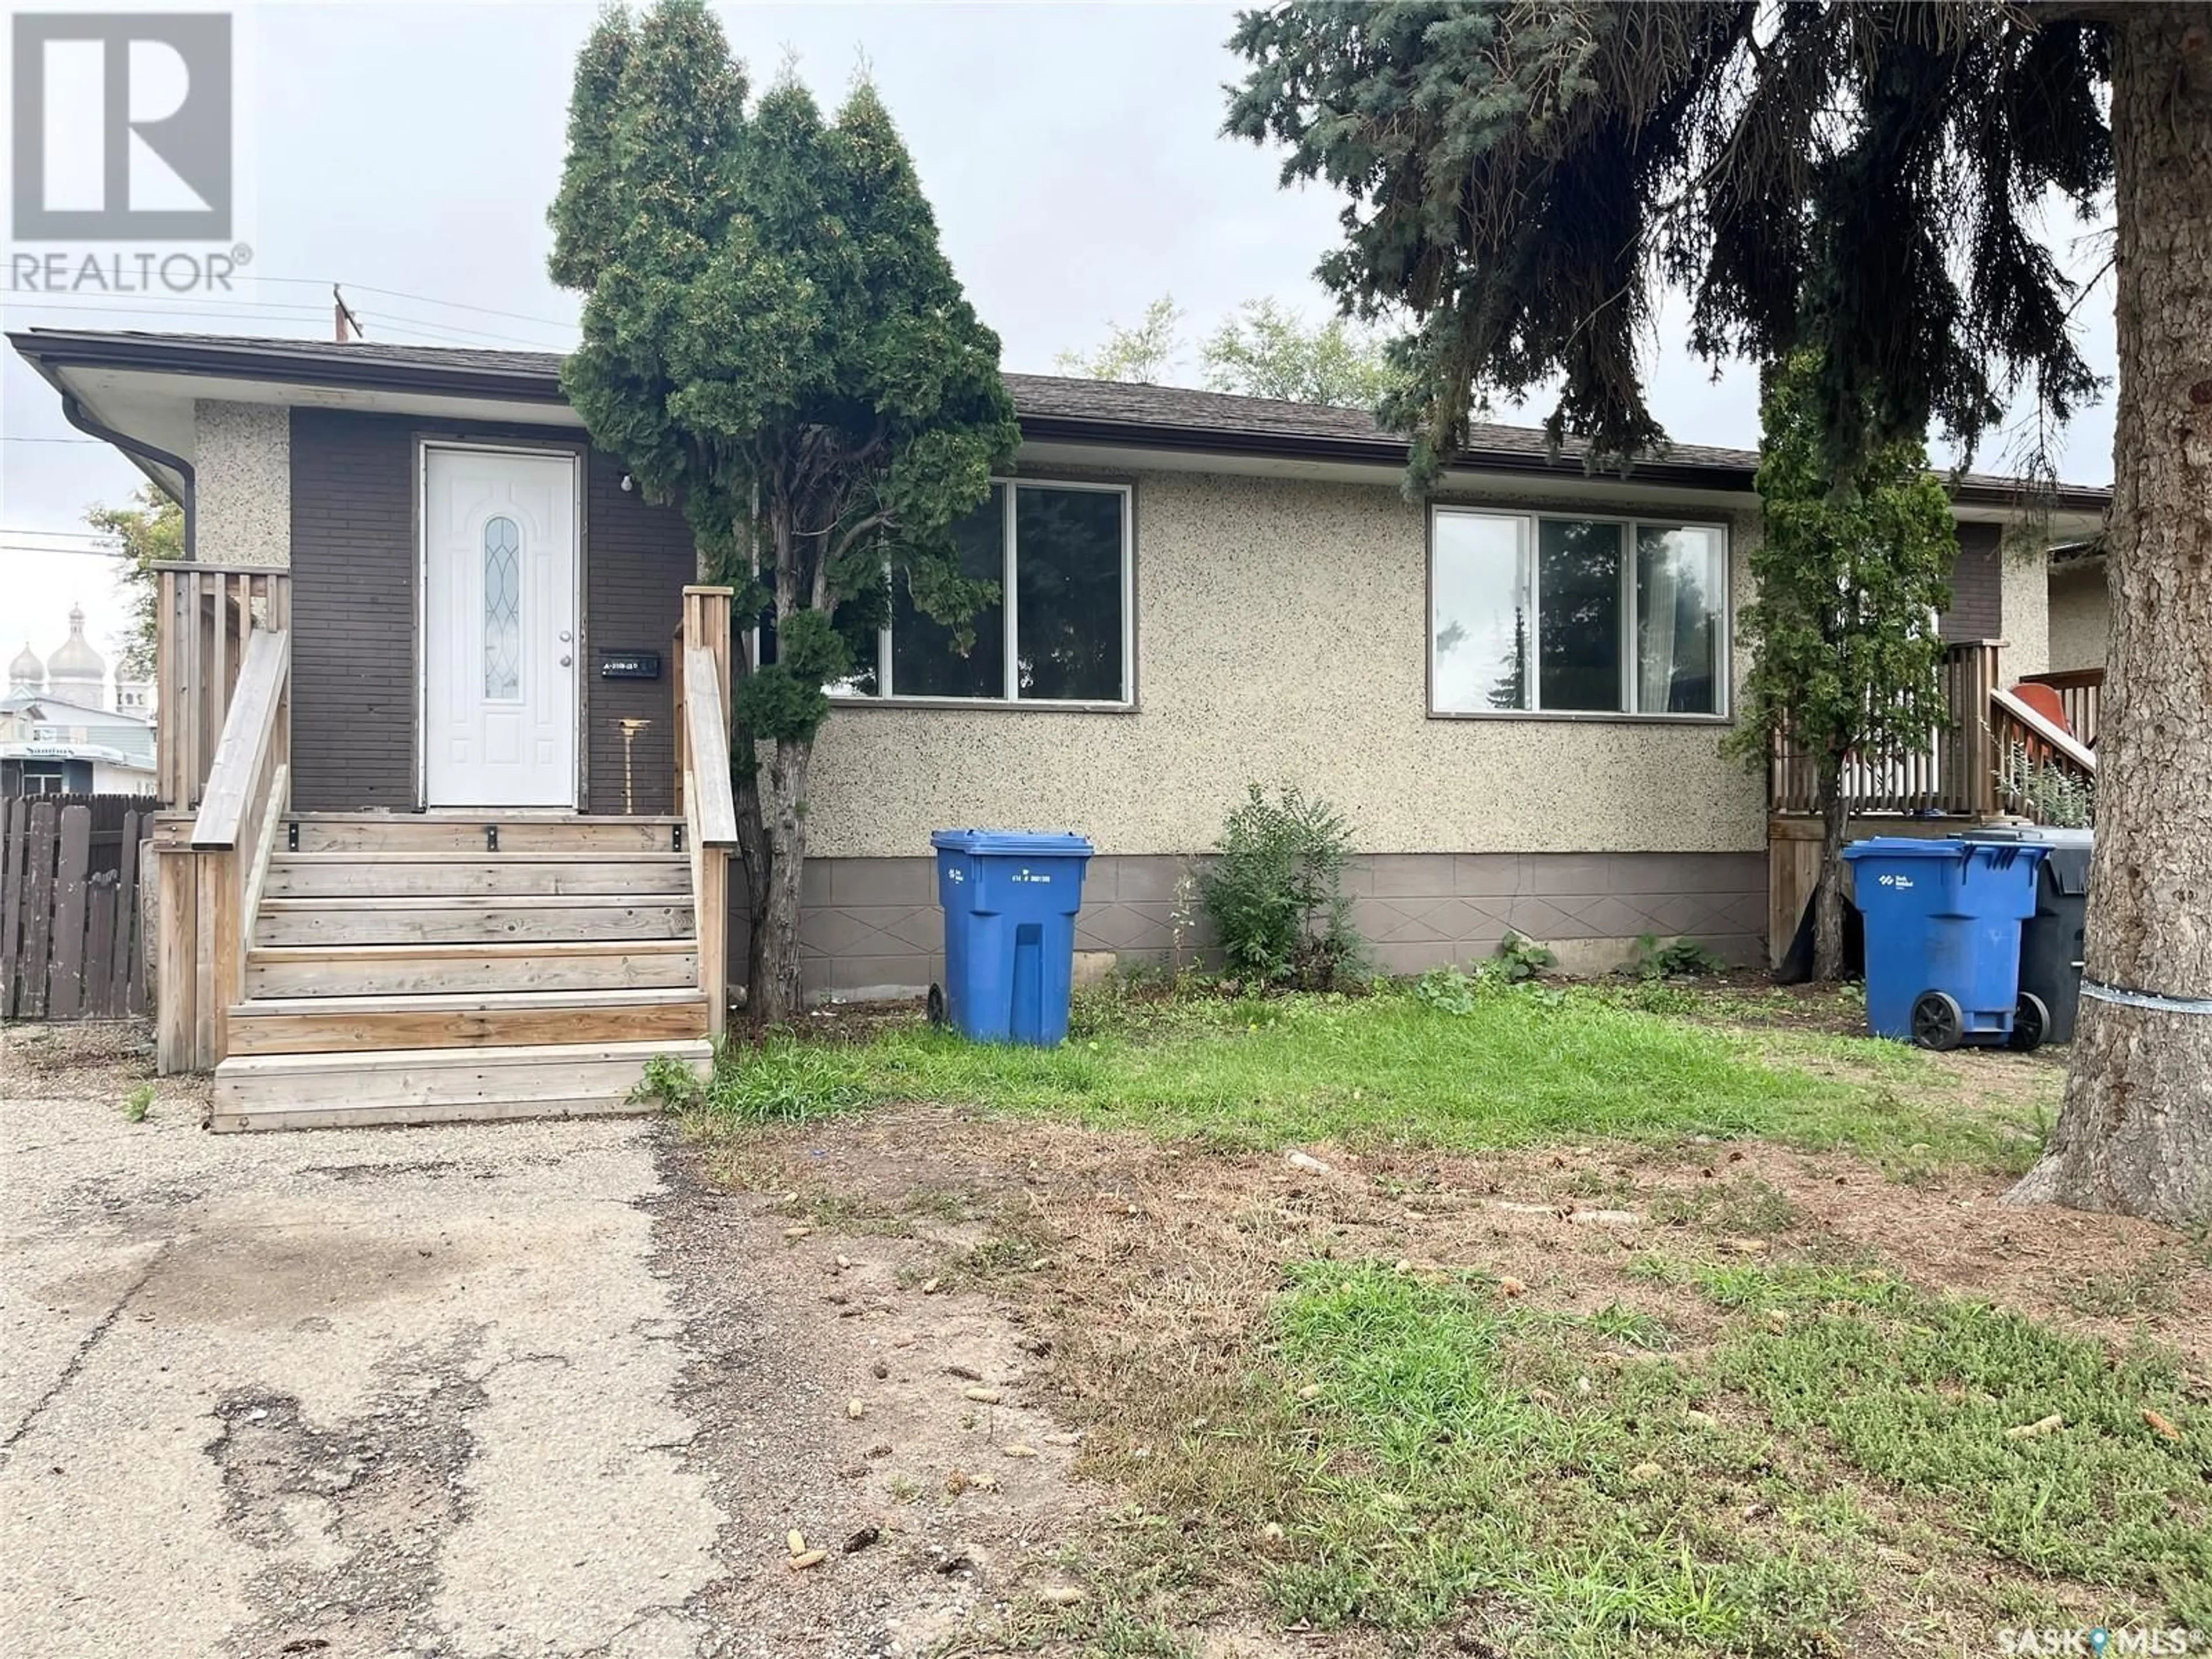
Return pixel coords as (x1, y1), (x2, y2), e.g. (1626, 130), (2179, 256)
(1065, 1259), (2209, 1656)
(650, 983), (2044, 1173)
(672, 984), (2201, 1656)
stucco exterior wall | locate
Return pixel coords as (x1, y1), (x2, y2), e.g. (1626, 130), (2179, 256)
(1998, 540), (2051, 683)
(194, 400), (290, 566)
(2047, 560), (2110, 673)
(806, 469), (1764, 859)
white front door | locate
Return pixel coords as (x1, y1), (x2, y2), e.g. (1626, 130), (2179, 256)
(422, 446), (579, 808)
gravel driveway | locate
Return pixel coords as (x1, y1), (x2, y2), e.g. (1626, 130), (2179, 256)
(0, 1027), (1088, 1659)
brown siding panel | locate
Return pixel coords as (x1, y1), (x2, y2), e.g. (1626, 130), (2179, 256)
(1940, 522), (2003, 641)
(289, 408), (417, 811)
(287, 414), (695, 815)
(736, 849), (1771, 1001)
(583, 451), (695, 815)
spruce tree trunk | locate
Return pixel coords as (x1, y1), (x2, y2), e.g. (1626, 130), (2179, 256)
(749, 734), (812, 1028)
(1813, 770), (1850, 983)
(2010, 3), (2212, 1224)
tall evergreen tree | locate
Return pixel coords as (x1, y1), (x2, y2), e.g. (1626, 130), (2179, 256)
(548, 0), (1018, 1024)
(1726, 353), (1958, 983)
(1229, 2), (2212, 1226)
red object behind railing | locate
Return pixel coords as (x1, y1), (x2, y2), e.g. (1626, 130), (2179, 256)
(2018, 667), (2103, 748)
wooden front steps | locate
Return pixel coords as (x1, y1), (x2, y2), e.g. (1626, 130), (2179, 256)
(245, 940), (698, 998)
(285, 812), (681, 853)
(210, 1039), (710, 1132)
(263, 852), (692, 898)
(210, 812), (712, 1131)
(224, 986), (710, 1055)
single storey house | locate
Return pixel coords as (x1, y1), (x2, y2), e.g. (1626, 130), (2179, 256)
(6, 327), (2110, 1127)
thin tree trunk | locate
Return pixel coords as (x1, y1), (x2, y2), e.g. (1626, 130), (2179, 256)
(709, 527), (774, 1018)
(1813, 769), (1850, 983)
(733, 748), (771, 1015)
(749, 734), (812, 1028)
(2011, 4), (2212, 1224)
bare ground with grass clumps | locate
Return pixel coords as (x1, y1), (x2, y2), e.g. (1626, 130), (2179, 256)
(685, 1078), (2211, 1657)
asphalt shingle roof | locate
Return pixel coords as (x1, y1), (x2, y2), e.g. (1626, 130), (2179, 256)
(10, 328), (2109, 505)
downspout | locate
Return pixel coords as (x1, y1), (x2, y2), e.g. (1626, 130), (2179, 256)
(59, 392), (196, 556)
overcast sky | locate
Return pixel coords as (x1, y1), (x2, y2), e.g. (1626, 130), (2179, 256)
(1, 1), (2118, 678)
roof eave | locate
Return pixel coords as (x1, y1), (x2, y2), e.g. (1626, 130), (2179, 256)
(1016, 413), (1763, 493)
(7, 329), (572, 406)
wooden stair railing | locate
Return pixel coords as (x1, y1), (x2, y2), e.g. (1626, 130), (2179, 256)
(156, 623), (290, 1071)
(1991, 684), (2097, 825)
(151, 563), (291, 810)
(673, 586), (737, 1037)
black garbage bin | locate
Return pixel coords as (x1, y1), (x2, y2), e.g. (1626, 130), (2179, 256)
(2018, 827), (2094, 1045)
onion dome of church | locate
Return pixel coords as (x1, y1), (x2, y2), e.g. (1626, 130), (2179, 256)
(9, 642), (42, 692)
(46, 604), (105, 698)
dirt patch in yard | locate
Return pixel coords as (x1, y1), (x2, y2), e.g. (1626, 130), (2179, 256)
(683, 1104), (2211, 1651)
(700, 1107), (2208, 1365)
(646, 1142), (1100, 1658)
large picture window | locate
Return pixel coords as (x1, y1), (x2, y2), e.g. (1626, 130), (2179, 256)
(1431, 508), (1728, 718)
(838, 480), (1132, 705)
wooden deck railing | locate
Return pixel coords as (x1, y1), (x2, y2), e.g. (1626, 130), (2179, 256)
(673, 586), (737, 1038)
(153, 620), (290, 1072)
(1770, 640), (2002, 819)
(152, 563), (291, 810)
(2018, 666), (2104, 749)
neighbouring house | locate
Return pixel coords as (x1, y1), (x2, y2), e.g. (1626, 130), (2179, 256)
(6, 327), (2110, 1126)
(3, 610), (158, 796)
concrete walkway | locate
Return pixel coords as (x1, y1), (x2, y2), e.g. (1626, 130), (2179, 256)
(2, 1025), (1097, 1659)
(2, 1027), (727, 1659)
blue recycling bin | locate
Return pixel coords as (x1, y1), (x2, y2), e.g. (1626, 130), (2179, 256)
(1842, 836), (2051, 1050)
(930, 830), (1095, 1046)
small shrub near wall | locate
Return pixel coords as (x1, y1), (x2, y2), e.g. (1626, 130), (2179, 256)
(1198, 783), (1367, 991)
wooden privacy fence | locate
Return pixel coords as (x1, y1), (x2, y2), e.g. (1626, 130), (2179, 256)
(1, 796), (153, 1020)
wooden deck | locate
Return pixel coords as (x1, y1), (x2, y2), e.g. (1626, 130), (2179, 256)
(146, 571), (737, 1130)
(1764, 643), (2102, 967)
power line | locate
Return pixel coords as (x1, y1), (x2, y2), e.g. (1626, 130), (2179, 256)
(5, 289), (572, 351)
(6, 278), (576, 333)
(3, 291), (346, 326)
(251, 274), (578, 332)
(349, 308), (562, 350)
